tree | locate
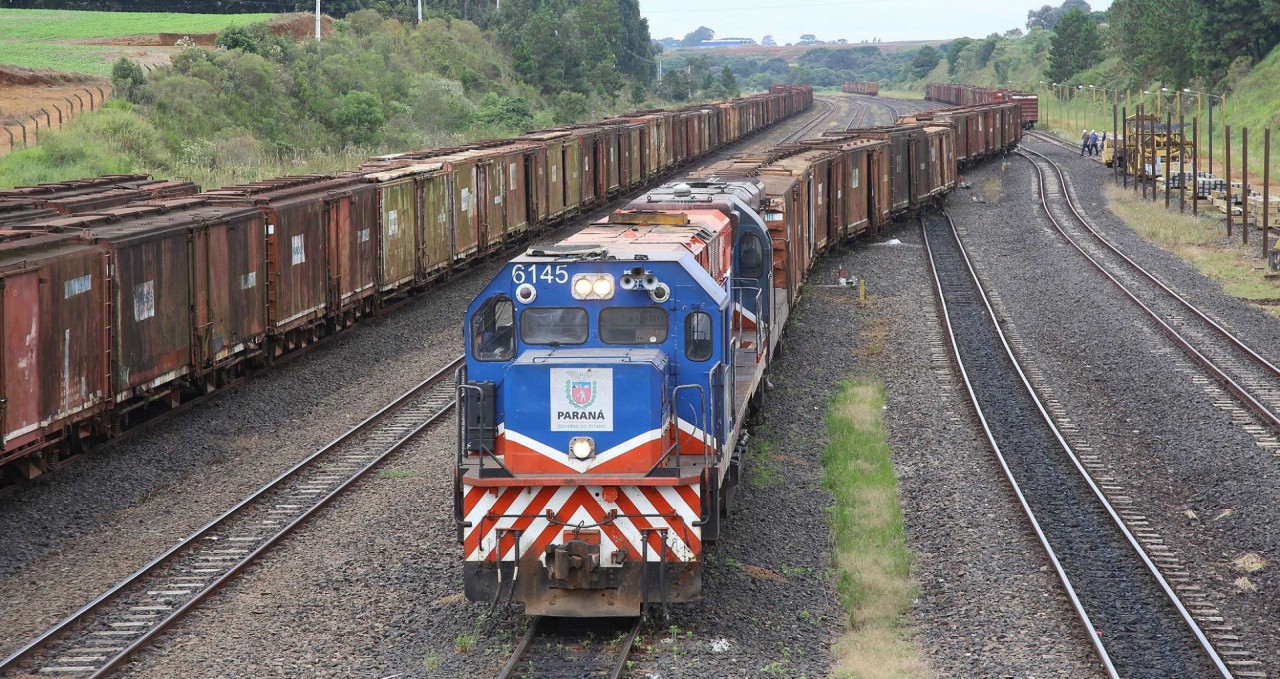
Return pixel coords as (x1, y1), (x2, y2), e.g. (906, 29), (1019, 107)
(720, 65), (739, 97)
(1109, 0), (1195, 84)
(335, 90), (385, 146)
(762, 34), (777, 47)
(910, 45), (942, 78)
(680, 26), (715, 47)
(110, 58), (147, 104)
(944, 37), (974, 74)
(553, 91), (589, 124)
(1046, 8), (1101, 82)
(656, 70), (693, 101)
(1190, 0), (1280, 82)
(1027, 0), (1092, 30)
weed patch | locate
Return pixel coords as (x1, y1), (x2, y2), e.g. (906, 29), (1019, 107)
(823, 377), (928, 679)
(1104, 185), (1280, 306)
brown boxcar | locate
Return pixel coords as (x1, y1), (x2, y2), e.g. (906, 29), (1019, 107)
(206, 178), (343, 341)
(183, 205), (271, 380)
(90, 218), (195, 406)
(0, 233), (107, 471)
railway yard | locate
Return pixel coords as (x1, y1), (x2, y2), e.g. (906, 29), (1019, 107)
(3, 89), (1279, 679)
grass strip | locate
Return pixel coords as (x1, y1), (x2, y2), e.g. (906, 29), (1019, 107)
(1103, 185), (1280, 307)
(823, 377), (928, 679)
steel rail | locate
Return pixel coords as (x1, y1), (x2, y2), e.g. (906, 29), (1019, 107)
(1, 355), (464, 678)
(497, 616), (641, 679)
(778, 98), (835, 144)
(1018, 146), (1280, 434)
(923, 212), (1231, 677)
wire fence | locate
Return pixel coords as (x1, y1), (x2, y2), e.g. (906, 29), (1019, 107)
(0, 85), (112, 156)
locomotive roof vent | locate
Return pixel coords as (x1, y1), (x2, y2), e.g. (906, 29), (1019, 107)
(672, 183), (693, 197)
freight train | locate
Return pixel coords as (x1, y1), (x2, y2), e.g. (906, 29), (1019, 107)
(925, 82), (1039, 129)
(0, 85), (813, 484)
(842, 81), (880, 96)
(455, 97), (1024, 617)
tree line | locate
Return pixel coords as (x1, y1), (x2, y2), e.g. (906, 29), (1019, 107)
(1043, 0), (1280, 90)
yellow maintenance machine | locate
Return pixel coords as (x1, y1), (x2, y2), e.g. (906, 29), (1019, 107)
(1123, 113), (1193, 178)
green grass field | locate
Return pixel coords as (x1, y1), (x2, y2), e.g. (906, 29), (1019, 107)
(0, 9), (276, 75)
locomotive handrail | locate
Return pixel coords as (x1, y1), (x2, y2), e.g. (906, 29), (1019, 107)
(662, 384), (707, 473)
(731, 280), (766, 361)
(455, 374), (513, 481)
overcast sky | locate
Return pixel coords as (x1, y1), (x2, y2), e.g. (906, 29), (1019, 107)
(641, 0), (1114, 44)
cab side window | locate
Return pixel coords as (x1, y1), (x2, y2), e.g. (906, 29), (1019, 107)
(685, 312), (713, 361)
(471, 296), (515, 361)
(740, 233), (764, 279)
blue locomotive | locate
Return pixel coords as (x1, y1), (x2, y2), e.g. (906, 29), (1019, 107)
(455, 179), (777, 617)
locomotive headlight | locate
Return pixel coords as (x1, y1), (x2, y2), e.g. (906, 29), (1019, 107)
(571, 274), (615, 300)
(592, 277), (614, 298)
(569, 437), (596, 460)
(515, 283), (537, 304)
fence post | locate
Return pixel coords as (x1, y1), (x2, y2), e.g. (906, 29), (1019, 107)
(20, 121), (27, 147)
(1193, 117), (1199, 217)
(1140, 106), (1147, 199)
(4, 128), (14, 152)
(1264, 128), (1271, 259)
(1242, 127), (1249, 245)
(87, 88), (95, 110)
(1179, 104), (1185, 213)
(54, 104), (63, 126)
(1122, 106), (1128, 189)
(73, 93), (84, 112)
(1165, 113), (1172, 209)
(97, 86), (106, 102)
(40, 108), (50, 127)
(1226, 124), (1233, 237)
(28, 113), (39, 138)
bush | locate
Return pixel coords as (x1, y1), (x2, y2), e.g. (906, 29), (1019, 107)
(216, 25), (261, 54)
(111, 58), (147, 104)
(473, 93), (534, 133)
(552, 91), (588, 125)
(335, 90), (386, 145)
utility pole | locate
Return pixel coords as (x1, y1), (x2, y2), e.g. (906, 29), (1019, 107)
(417, 0), (422, 24)
(315, 0), (321, 42)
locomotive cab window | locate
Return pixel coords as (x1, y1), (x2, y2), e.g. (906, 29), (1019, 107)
(600, 307), (669, 345)
(520, 307), (589, 345)
(740, 233), (765, 279)
(685, 312), (713, 361)
(472, 296), (515, 361)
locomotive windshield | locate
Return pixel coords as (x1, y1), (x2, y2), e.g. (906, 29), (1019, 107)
(520, 307), (589, 345)
(600, 307), (669, 345)
(471, 296), (515, 361)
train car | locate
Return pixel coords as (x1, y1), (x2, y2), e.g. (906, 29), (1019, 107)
(1, 233), (109, 476)
(456, 181), (775, 617)
(0, 86), (813, 484)
(842, 81), (880, 96)
(925, 83), (1037, 129)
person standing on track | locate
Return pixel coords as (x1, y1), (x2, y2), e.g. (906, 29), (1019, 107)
(1089, 130), (1100, 156)
(1081, 129), (1090, 155)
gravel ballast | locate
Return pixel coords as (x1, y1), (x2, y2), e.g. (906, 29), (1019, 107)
(949, 139), (1280, 672)
(4, 109), (1124, 676)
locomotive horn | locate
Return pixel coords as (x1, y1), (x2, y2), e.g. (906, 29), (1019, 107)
(649, 282), (671, 303)
(642, 273), (660, 291)
(620, 273), (638, 290)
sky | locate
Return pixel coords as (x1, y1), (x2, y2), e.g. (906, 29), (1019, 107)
(640, 0), (1115, 44)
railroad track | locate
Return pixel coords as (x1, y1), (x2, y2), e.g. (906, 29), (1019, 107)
(1019, 144), (1280, 436)
(844, 96), (871, 130)
(778, 98), (836, 144)
(0, 356), (463, 678)
(497, 616), (641, 679)
(923, 211), (1230, 677)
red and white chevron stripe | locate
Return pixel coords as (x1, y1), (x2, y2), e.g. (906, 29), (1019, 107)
(462, 483), (702, 564)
